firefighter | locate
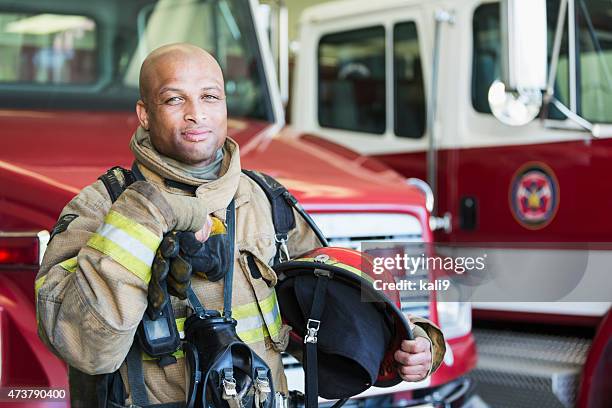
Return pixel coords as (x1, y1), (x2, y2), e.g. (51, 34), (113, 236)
(35, 43), (444, 407)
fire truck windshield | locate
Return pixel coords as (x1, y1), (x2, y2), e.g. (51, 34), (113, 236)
(0, 0), (273, 121)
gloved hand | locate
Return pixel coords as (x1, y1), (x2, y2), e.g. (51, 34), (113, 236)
(147, 217), (231, 318)
(191, 217), (231, 282)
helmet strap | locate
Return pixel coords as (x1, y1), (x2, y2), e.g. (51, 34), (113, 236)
(303, 269), (331, 408)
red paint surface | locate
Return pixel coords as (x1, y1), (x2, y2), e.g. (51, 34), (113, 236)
(373, 138), (612, 243)
(0, 111), (425, 234)
(473, 309), (603, 327)
(577, 310), (612, 408)
(0, 109), (465, 399)
(429, 334), (477, 388)
(0, 273), (69, 407)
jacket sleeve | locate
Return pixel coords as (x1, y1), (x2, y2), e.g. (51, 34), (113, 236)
(35, 181), (176, 375)
(286, 209), (324, 258)
(410, 316), (446, 375)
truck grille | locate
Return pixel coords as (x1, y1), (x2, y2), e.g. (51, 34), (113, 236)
(310, 212), (430, 320)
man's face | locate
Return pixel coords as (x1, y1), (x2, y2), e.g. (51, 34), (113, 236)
(137, 51), (227, 167)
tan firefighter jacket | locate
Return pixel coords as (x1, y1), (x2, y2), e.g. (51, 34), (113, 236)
(36, 128), (445, 406)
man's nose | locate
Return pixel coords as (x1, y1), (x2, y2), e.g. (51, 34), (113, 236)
(184, 100), (206, 124)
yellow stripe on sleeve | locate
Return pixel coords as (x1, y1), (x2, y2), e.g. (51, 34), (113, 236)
(87, 234), (152, 283)
(104, 210), (160, 251)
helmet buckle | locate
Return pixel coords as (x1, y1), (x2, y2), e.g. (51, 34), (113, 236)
(304, 319), (321, 344)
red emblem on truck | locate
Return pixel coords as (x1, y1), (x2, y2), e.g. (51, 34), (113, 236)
(510, 163), (559, 230)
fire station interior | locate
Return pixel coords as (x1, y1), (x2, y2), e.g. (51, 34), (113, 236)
(0, 1), (610, 408)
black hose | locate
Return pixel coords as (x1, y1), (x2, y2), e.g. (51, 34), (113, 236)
(283, 191), (329, 247)
(329, 398), (349, 408)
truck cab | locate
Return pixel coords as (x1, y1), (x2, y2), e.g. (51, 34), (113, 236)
(0, 0), (476, 406)
(292, 0), (611, 406)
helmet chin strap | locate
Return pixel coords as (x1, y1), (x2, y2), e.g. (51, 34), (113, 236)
(303, 267), (331, 408)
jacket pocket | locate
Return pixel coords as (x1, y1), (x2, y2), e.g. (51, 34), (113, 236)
(238, 247), (289, 352)
(239, 246), (278, 287)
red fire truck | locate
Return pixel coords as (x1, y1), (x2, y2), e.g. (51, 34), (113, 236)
(0, 0), (477, 406)
(291, 0), (611, 406)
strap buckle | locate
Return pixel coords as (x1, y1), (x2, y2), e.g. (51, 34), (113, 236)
(275, 234), (290, 262)
(222, 378), (238, 398)
(304, 319), (321, 344)
(255, 368), (271, 394)
(255, 368), (271, 407)
(222, 369), (238, 399)
(274, 393), (288, 408)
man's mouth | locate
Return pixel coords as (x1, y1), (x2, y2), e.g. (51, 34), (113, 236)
(181, 129), (211, 142)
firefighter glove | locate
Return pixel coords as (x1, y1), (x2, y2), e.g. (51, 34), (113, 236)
(147, 218), (230, 316)
(190, 217), (231, 282)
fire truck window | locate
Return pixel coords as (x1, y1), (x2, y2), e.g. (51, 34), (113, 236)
(122, 0), (271, 121)
(0, 0), (272, 121)
(0, 12), (97, 84)
(394, 22), (425, 139)
(318, 26), (386, 134)
(471, 1), (570, 120)
(576, 0), (612, 123)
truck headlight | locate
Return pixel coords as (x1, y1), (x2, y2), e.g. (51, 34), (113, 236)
(437, 301), (472, 340)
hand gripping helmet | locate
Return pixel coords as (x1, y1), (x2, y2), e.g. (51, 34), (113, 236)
(274, 247), (414, 405)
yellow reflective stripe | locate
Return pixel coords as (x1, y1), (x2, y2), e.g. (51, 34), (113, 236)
(176, 317), (186, 333)
(104, 210), (160, 251)
(238, 312), (281, 344)
(232, 302), (259, 320)
(59, 257), (78, 273)
(297, 257), (374, 284)
(34, 275), (46, 299)
(238, 327), (266, 344)
(259, 290), (278, 314)
(141, 294), (281, 350)
(235, 292), (282, 344)
(231, 291), (277, 319)
(87, 234), (151, 283)
(265, 308), (282, 338)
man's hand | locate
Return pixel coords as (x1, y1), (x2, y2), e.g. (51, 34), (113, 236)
(394, 337), (432, 382)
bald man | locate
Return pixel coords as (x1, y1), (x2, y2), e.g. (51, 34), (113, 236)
(36, 42), (322, 407)
(137, 44), (227, 171)
(36, 43), (437, 408)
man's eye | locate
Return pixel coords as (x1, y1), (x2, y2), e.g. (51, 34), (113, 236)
(203, 94), (220, 101)
(166, 97), (183, 104)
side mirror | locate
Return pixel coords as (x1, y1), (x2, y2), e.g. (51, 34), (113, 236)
(488, 0), (547, 126)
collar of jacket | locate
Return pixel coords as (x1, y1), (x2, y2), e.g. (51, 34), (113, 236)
(130, 126), (249, 220)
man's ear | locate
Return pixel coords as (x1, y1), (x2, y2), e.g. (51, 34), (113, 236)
(136, 100), (150, 130)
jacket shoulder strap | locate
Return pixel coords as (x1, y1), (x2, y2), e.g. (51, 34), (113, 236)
(242, 169), (296, 264)
(98, 166), (137, 203)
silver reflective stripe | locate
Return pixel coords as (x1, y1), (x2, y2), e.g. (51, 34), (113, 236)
(235, 305), (280, 334)
(262, 303), (280, 330)
(96, 223), (155, 266)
